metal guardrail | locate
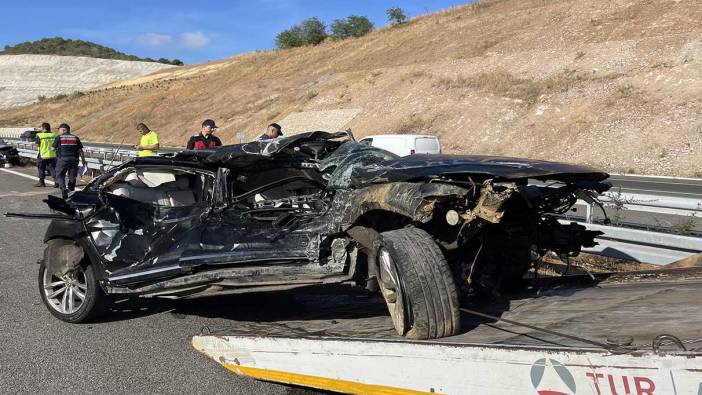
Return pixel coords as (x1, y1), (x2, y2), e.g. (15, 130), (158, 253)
(6, 138), (702, 265)
(579, 192), (702, 220)
(559, 220), (702, 265)
(9, 138), (154, 173)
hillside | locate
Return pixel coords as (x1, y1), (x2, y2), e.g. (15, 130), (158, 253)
(2, 37), (183, 65)
(1, 0), (701, 176)
(0, 55), (175, 108)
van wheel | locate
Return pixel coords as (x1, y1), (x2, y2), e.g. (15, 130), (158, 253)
(377, 227), (460, 339)
(38, 259), (106, 323)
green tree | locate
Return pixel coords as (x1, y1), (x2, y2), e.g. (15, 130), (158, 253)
(330, 15), (374, 40)
(276, 17), (328, 49)
(276, 26), (305, 49)
(330, 19), (351, 40)
(300, 17), (327, 45)
(387, 7), (407, 25)
(346, 15), (374, 37)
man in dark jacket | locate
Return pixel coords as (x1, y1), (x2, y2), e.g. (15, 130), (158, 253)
(258, 123), (283, 141)
(53, 123), (87, 198)
(187, 119), (222, 150)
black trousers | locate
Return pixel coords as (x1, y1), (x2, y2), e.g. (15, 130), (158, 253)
(55, 158), (79, 190)
(37, 158), (57, 183)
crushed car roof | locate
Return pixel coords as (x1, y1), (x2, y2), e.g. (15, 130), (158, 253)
(138, 131), (607, 185)
(176, 131), (348, 167)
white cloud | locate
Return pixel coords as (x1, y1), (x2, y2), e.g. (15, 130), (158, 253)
(179, 31), (210, 49)
(135, 33), (173, 47)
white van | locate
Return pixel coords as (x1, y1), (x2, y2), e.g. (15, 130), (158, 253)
(358, 134), (442, 157)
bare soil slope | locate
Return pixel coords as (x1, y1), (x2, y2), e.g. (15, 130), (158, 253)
(1, 0), (701, 176)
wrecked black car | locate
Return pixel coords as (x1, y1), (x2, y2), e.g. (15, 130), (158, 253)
(0, 139), (21, 167)
(19, 132), (610, 339)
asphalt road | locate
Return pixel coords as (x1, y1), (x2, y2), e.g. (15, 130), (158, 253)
(2, 165), (701, 393)
(0, 168), (333, 394)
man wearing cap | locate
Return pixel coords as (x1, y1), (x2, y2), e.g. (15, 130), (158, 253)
(187, 119), (222, 150)
(53, 123), (87, 198)
(34, 122), (59, 188)
(258, 123), (283, 141)
(135, 123), (159, 157)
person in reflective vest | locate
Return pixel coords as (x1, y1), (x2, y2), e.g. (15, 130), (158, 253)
(187, 119), (222, 150)
(134, 123), (159, 157)
(34, 122), (58, 187)
(53, 123), (87, 198)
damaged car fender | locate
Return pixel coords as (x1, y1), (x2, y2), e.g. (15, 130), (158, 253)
(335, 182), (472, 231)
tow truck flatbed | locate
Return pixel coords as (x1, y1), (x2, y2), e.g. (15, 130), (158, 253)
(192, 268), (702, 394)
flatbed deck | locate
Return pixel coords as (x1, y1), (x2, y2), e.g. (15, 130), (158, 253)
(195, 267), (702, 351)
(192, 268), (702, 394)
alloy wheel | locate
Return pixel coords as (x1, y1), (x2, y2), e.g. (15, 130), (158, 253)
(42, 267), (88, 315)
(378, 248), (406, 334)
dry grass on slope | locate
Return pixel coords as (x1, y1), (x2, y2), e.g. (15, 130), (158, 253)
(1, 0), (701, 176)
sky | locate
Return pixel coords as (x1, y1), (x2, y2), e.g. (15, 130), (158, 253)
(0, 0), (470, 64)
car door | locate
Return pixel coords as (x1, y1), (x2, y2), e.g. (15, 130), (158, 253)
(180, 165), (331, 268)
(84, 165), (216, 284)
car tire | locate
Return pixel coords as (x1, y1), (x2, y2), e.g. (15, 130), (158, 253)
(377, 226), (460, 339)
(38, 258), (106, 323)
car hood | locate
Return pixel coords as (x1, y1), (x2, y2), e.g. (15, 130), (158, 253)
(350, 154), (608, 186)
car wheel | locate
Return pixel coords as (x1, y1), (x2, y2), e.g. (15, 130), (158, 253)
(377, 226), (460, 339)
(38, 259), (105, 323)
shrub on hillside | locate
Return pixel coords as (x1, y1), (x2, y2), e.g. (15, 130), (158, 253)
(330, 16), (374, 40)
(276, 18), (328, 49)
(300, 18), (328, 45)
(387, 7), (407, 25)
(1, 37), (184, 65)
(276, 27), (305, 49)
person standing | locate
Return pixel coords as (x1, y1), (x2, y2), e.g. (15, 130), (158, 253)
(134, 123), (159, 157)
(34, 122), (58, 188)
(53, 123), (87, 198)
(186, 119), (222, 150)
(258, 123), (283, 141)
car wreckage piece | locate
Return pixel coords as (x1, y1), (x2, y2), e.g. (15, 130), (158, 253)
(7, 131), (610, 339)
(0, 139), (21, 167)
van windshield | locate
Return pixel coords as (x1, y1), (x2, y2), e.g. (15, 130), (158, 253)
(415, 137), (439, 153)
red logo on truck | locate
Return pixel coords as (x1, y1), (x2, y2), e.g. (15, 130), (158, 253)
(531, 358), (658, 395)
(585, 372), (656, 395)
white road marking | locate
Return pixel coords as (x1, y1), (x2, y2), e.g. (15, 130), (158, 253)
(0, 167), (55, 185)
(0, 168), (86, 198)
(0, 190), (57, 198)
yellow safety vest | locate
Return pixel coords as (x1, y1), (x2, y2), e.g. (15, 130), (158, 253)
(138, 131), (159, 157)
(36, 132), (58, 159)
